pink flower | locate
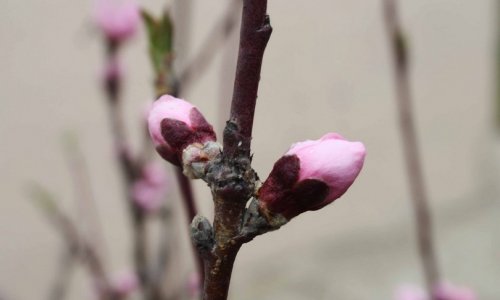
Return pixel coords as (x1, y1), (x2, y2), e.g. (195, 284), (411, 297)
(103, 57), (123, 83)
(132, 162), (169, 212)
(258, 133), (365, 220)
(434, 282), (476, 300)
(94, 0), (140, 42)
(394, 283), (477, 300)
(111, 270), (138, 296)
(148, 95), (217, 165)
(395, 285), (427, 300)
(186, 272), (201, 298)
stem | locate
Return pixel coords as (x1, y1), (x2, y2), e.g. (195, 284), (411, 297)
(383, 0), (441, 296)
(178, 0), (241, 94)
(174, 167), (204, 283)
(47, 249), (76, 300)
(224, 0), (272, 158)
(103, 40), (150, 295)
(201, 1), (272, 299)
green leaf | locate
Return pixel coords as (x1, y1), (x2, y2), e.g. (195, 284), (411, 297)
(141, 9), (174, 75)
(26, 183), (59, 215)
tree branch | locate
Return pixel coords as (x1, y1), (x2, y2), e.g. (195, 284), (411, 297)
(198, 1), (272, 299)
(223, 0), (272, 158)
(383, 0), (441, 297)
(177, 0), (241, 95)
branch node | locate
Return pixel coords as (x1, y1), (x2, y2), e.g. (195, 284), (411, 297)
(191, 215), (215, 258)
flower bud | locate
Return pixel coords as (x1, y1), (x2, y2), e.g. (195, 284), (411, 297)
(131, 162), (168, 213)
(433, 282), (476, 300)
(258, 133), (365, 220)
(148, 95), (217, 166)
(94, 0), (140, 43)
(395, 285), (426, 300)
(394, 283), (476, 300)
(111, 270), (138, 296)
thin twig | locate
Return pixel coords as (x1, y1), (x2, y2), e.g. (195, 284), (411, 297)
(103, 40), (150, 295)
(63, 133), (107, 264)
(199, 1), (272, 299)
(177, 0), (241, 95)
(223, 0), (272, 158)
(47, 249), (76, 300)
(383, 0), (441, 297)
(30, 186), (115, 300)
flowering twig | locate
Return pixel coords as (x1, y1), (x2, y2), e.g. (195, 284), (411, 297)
(199, 1), (272, 299)
(148, 2), (365, 299)
(383, 0), (441, 297)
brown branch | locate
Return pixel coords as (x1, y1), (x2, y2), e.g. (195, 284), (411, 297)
(177, 0), (241, 95)
(383, 0), (441, 297)
(197, 1), (272, 299)
(223, 0), (272, 158)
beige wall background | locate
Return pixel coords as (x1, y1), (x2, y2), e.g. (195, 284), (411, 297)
(1, 0), (499, 299)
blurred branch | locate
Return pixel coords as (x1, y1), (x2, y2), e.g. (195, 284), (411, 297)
(176, 0), (241, 94)
(383, 0), (441, 297)
(62, 132), (107, 264)
(102, 39), (151, 296)
(496, 1), (500, 130)
(28, 185), (116, 300)
(47, 249), (76, 300)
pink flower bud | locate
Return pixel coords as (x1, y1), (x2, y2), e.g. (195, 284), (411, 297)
(433, 282), (476, 300)
(395, 285), (427, 300)
(186, 272), (201, 298)
(131, 162), (169, 213)
(94, 0), (140, 42)
(258, 133), (365, 220)
(111, 271), (138, 296)
(148, 95), (217, 165)
(103, 57), (123, 83)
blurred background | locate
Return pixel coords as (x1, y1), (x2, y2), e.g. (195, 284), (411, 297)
(1, 0), (499, 299)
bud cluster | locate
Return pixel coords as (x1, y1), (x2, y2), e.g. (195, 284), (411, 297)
(148, 94), (365, 223)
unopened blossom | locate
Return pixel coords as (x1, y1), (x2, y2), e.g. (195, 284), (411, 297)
(186, 272), (201, 298)
(395, 283), (477, 300)
(258, 133), (366, 220)
(131, 162), (168, 212)
(111, 270), (138, 296)
(148, 95), (217, 166)
(433, 282), (476, 300)
(94, 0), (140, 42)
(395, 285), (427, 300)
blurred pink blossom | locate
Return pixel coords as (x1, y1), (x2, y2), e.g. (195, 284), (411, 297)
(103, 57), (123, 83)
(111, 270), (138, 296)
(395, 285), (426, 300)
(434, 282), (476, 300)
(132, 162), (169, 213)
(186, 272), (201, 298)
(395, 282), (476, 300)
(94, 0), (140, 42)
